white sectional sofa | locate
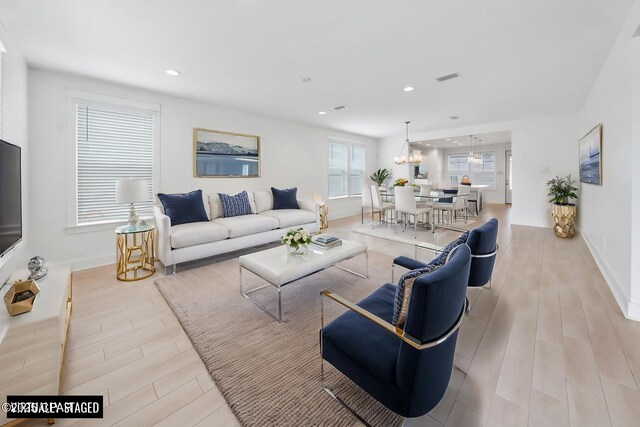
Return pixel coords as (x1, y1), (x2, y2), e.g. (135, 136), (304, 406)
(154, 190), (320, 272)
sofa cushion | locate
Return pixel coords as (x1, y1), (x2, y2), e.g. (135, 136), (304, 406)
(260, 209), (316, 228)
(157, 190), (209, 226)
(209, 192), (256, 218)
(213, 215), (279, 238)
(219, 191), (253, 217)
(254, 190), (273, 213)
(271, 187), (299, 210)
(170, 222), (229, 249)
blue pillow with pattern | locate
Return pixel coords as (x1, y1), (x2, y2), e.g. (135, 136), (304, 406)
(431, 231), (470, 267)
(219, 191), (252, 217)
(392, 263), (441, 327)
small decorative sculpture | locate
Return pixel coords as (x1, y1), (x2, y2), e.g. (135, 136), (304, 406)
(27, 256), (48, 280)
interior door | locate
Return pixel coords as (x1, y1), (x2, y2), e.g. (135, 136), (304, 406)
(505, 150), (512, 204)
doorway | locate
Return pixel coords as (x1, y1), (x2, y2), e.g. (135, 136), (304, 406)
(505, 150), (512, 204)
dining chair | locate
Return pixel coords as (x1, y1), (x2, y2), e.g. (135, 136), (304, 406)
(435, 195), (467, 225)
(394, 186), (431, 238)
(361, 184), (373, 224)
(370, 185), (394, 228)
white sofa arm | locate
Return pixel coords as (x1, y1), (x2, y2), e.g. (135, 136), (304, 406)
(153, 205), (173, 267)
(298, 199), (320, 231)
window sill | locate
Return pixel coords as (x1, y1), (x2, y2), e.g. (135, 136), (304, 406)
(328, 195), (362, 201)
(65, 217), (154, 235)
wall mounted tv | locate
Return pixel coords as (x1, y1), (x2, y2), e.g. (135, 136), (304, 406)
(0, 139), (22, 258)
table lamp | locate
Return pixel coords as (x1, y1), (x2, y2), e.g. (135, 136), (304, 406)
(116, 178), (149, 227)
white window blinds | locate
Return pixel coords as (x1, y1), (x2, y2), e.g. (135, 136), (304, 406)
(447, 152), (496, 187)
(76, 104), (155, 225)
(328, 140), (366, 198)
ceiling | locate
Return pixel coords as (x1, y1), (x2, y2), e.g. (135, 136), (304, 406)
(0, 0), (634, 138)
(412, 131), (511, 149)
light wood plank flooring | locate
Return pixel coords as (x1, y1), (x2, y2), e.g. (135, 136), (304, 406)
(22, 204), (640, 426)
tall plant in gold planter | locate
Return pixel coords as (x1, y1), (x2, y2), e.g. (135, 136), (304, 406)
(546, 175), (578, 238)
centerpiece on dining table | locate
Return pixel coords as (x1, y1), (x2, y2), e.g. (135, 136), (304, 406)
(281, 227), (312, 255)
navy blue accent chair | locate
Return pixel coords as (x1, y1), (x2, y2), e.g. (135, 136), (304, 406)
(320, 245), (471, 419)
(439, 189), (458, 203)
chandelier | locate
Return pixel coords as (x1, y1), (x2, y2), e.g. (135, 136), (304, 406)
(394, 121), (422, 165)
(468, 135), (483, 165)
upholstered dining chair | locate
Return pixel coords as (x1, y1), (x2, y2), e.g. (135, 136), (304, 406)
(361, 184), (373, 224)
(393, 218), (499, 312)
(394, 186), (431, 238)
(435, 194), (467, 225)
(370, 185), (395, 228)
(320, 244), (471, 423)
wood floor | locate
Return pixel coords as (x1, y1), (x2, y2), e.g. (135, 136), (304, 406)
(24, 203), (640, 426)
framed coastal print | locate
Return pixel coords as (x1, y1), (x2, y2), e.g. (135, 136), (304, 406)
(578, 124), (602, 185)
(193, 128), (261, 178)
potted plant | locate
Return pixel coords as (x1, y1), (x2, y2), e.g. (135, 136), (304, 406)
(546, 175), (578, 238)
(370, 168), (390, 191)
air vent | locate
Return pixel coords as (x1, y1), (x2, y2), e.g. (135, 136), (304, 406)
(436, 73), (460, 82)
(633, 24), (640, 38)
(332, 105), (346, 110)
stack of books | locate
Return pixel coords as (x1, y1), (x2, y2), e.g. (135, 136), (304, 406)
(312, 235), (342, 249)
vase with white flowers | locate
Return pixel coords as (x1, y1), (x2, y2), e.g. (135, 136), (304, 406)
(281, 227), (312, 255)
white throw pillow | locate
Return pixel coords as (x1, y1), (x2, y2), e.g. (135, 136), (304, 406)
(254, 190), (273, 213)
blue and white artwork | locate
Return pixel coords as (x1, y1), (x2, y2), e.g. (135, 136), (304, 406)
(579, 124), (602, 186)
(194, 128), (260, 177)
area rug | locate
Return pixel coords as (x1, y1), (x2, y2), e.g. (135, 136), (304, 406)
(155, 251), (402, 427)
(352, 220), (475, 248)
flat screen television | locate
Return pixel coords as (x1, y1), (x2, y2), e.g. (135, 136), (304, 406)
(0, 139), (22, 258)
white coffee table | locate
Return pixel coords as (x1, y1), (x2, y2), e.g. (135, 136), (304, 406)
(239, 240), (368, 322)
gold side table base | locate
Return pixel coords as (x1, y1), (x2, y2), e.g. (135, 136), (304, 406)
(116, 228), (155, 281)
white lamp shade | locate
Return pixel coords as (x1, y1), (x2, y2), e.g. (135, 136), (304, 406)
(116, 179), (149, 204)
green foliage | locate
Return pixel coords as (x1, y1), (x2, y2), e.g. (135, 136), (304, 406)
(546, 175), (578, 205)
(370, 168), (390, 185)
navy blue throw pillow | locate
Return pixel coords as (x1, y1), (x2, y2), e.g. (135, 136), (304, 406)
(157, 190), (209, 226)
(219, 191), (252, 217)
(271, 187), (299, 210)
(432, 231), (470, 267)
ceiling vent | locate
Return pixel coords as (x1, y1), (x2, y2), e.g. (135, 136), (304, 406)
(633, 24), (640, 38)
(436, 73), (460, 82)
(332, 105), (346, 110)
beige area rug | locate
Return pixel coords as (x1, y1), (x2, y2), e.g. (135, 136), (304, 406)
(155, 251), (403, 427)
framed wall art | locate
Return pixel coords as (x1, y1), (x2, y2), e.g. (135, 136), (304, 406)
(578, 123), (602, 186)
(193, 128), (261, 178)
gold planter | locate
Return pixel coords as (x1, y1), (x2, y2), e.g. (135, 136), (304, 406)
(551, 204), (576, 238)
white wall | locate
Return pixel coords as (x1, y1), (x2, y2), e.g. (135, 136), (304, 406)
(580, 1), (640, 319)
(378, 113), (579, 228)
(0, 29), (29, 285)
(441, 142), (512, 204)
(28, 69), (376, 270)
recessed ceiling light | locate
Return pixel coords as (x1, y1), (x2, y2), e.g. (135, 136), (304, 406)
(403, 86), (415, 92)
(165, 69), (181, 76)
(446, 138), (451, 141)
(318, 111), (327, 115)
(453, 140), (458, 143)
(426, 143), (430, 146)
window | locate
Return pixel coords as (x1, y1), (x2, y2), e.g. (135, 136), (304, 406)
(447, 152), (495, 187)
(74, 102), (156, 226)
(328, 140), (365, 198)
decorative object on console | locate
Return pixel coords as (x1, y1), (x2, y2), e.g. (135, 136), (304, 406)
(369, 168), (390, 186)
(218, 191), (253, 217)
(116, 178), (150, 227)
(27, 256), (48, 280)
(281, 227), (312, 255)
(271, 187), (300, 210)
(3, 279), (40, 316)
(547, 175), (578, 238)
(579, 123), (602, 185)
(157, 189), (209, 226)
(313, 194), (329, 230)
(194, 127), (260, 178)
(460, 175), (471, 185)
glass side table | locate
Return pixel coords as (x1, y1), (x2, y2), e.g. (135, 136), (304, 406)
(115, 224), (155, 281)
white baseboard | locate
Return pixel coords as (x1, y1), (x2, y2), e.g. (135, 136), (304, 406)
(581, 232), (633, 320)
(69, 253), (114, 272)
